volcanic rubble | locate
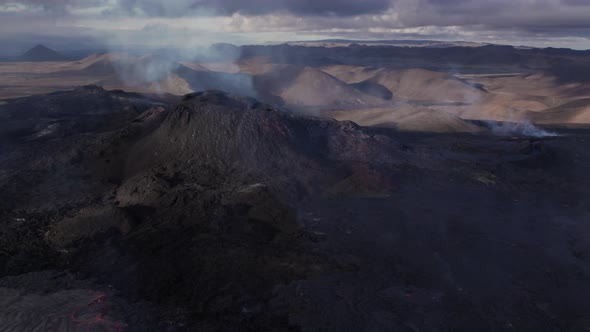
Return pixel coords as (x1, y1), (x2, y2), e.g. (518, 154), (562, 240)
(1, 86), (590, 331)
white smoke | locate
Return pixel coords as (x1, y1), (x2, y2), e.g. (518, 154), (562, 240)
(93, 22), (256, 96)
(447, 67), (558, 137)
(484, 106), (558, 137)
(487, 119), (558, 137)
(108, 53), (182, 87)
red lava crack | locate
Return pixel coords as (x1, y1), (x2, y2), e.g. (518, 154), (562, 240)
(69, 292), (128, 332)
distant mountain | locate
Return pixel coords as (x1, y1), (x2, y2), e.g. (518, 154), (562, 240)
(287, 39), (488, 48)
(18, 44), (69, 62)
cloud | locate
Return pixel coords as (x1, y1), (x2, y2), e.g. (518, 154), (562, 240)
(1, 0), (590, 50)
(188, 0), (392, 16)
(90, 0), (395, 18)
(0, 0), (108, 14)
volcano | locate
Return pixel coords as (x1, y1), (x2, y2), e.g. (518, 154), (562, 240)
(17, 44), (69, 62)
(1, 86), (590, 331)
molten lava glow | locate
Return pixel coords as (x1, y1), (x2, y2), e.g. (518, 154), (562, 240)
(69, 292), (128, 332)
(261, 116), (290, 138)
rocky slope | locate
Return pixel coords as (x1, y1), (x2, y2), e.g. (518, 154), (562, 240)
(1, 86), (589, 331)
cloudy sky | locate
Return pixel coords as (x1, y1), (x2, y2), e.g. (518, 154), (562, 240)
(2, 0), (590, 53)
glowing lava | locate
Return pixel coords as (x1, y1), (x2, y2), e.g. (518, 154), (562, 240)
(69, 292), (128, 332)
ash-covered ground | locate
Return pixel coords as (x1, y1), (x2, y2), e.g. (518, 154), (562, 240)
(1, 86), (589, 331)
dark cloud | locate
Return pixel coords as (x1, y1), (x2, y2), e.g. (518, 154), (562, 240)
(193, 0), (392, 16)
(111, 0), (392, 17)
(0, 0), (109, 16)
(2, 0), (590, 49)
(2, 0), (392, 17)
(391, 0), (590, 32)
(2, 0), (107, 10)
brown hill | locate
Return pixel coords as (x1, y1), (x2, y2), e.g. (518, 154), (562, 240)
(530, 98), (590, 124)
(61, 53), (133, 76)
(322, 66), (487, 104)
(321, 65), (383, 83)
(367, 69), (487, 103)
(253, 65), (386, 107)
(177, 62), (210, 72)
(324, 105), (483, 133)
